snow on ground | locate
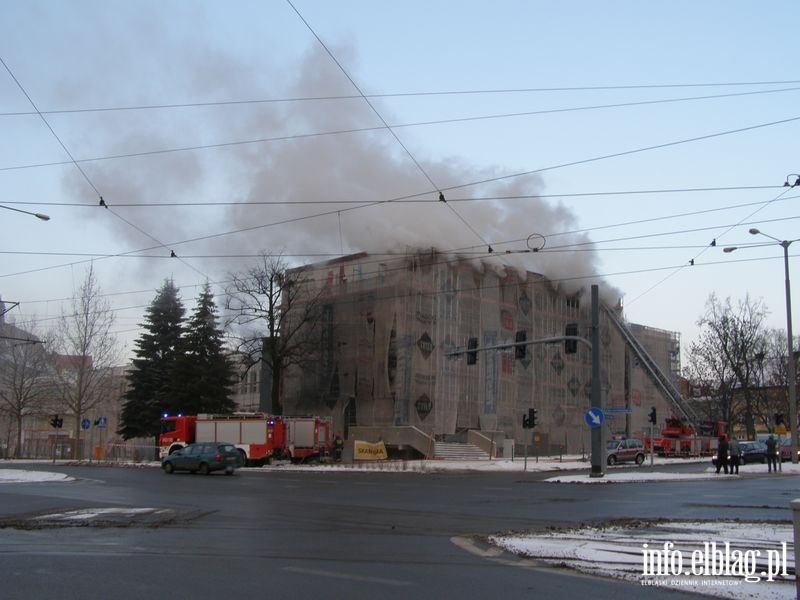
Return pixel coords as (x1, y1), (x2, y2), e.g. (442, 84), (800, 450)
(3, 456), (800, 599)
(491, 521), (796, 600)
(0, 468), (74, 483)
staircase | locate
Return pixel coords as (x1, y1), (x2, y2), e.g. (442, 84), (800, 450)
(434, 442), (490, 460)
(604, 306), (699, 424)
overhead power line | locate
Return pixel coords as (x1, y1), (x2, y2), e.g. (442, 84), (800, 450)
(11, 250), (797, 333)
(0, 184), (784, 208)
(4, 86), (800, 173)
(0, 55), (209, 281)
(2, 113), (798, 283)
(2, 80), (799, 116)
(625, 183), (797, 306)
(285, 0), (494, 253)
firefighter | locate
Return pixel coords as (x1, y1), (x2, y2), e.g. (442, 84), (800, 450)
(333, 433), (344, 462)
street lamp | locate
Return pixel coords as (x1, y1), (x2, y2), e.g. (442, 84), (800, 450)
(0, 204), (50, 221)
(747, 227), (797, 464)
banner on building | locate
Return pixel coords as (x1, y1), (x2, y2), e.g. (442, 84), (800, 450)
(353, 440), (388, 461)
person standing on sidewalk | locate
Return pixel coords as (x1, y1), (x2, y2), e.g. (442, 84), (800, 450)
(765, 434), (778, 472)
(729, 436), (741, 474)
(715, 435), (729, 474)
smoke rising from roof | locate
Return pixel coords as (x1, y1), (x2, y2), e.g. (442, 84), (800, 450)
(61, 40), (612, 299)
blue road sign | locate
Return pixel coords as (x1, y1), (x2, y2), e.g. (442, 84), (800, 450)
(95, 416), (107, 428)
(584, 407), (604, 429)
(80, 418), (91, 430)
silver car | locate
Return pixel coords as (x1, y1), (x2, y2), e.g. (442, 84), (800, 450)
(606, 438), (645, 466)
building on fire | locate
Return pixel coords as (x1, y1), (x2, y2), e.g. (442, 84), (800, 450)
(279, 251), (681, 457)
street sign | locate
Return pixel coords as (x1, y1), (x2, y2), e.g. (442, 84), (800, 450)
(95, 416), (108, 428)
(80, 418), (90, 430)
(584, 407), (604, 429)
(604, 407), (632, 414)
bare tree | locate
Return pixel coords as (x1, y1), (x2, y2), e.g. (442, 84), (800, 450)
(750, 327), (800, 431)
(52, 265), (119, 457)
(0, 322), (52, 458)
(225, 253), (326, 415)
(684, 293), (769, 439)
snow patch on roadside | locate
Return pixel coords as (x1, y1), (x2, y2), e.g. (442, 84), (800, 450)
(0, 469), (75, 483)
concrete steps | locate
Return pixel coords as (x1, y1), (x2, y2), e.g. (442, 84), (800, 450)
(434, 441), (490, 460)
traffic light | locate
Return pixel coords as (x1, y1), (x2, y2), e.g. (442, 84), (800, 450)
(466, 337), (478, 365)
(565, 323), (578, 354)
(648, 407), (657, 425)
(522, 408), (538, 429)
(514, 330), (527, 359)
(50, 415), (62, 429)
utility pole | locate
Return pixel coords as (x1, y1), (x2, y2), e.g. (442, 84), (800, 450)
(589, 285), (604, 477)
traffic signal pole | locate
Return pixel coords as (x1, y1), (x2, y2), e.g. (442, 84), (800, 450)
(590, 285), (604, 478)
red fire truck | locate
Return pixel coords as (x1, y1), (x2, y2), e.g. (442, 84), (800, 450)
(159, 413), (333, 465)
(644, 415), (726, 456)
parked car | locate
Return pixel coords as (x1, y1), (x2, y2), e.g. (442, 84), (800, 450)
(162, 442), (242, 475)
(606, 438), (645, 466)
(713, 440), (769, 466)
(779, 438), (800, 463)
(739, 441), (769, 464)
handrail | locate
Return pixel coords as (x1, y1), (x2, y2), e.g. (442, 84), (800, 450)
(347, 425), (436, 458)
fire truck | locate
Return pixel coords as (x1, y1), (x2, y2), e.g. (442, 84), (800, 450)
(159, 413), (333, 465)
(644, 415), (726, 456)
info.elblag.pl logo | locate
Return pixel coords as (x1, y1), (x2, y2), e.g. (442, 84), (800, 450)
(642, 541), (789, 583)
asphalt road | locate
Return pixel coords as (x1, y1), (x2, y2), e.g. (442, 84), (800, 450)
(0, 461), (796, 600)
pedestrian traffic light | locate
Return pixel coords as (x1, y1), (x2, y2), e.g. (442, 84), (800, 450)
(514, 330), (527, 359)
(648, 407), (657, 425)
(466, 337), (478, 365)
(565, 323), (578, 354)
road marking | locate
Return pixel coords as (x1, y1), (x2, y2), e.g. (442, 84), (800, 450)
(282, 567), (412, 586)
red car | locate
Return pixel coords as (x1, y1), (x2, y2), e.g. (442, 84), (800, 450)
(779, 438), (800, 462)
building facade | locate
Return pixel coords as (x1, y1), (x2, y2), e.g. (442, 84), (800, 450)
(281, 252), (680, 454)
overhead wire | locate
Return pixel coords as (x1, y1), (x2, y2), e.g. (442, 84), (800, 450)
(0, 55), (210, 281)
(2, 79), (799, 116)
(285, 0), (493, 252)
(5, 45), (798, 324)
(11, 250), (797, 334)
(4, 86), (800, 173)
(5, 212), (799, 262)
(625, 184), (798, 305)
(0, 184), (783, 208)
(2, 110), (798, 282)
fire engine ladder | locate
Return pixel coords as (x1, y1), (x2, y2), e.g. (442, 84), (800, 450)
(603, 306), (699, 425)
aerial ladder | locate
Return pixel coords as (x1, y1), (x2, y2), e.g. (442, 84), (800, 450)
(604, 306), (699, 425)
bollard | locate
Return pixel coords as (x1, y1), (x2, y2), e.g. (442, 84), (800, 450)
(791, 499), (800, 599)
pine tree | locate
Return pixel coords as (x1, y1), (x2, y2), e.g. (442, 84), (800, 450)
(118, 279), (185, 441)
(174, 283), (235, 415)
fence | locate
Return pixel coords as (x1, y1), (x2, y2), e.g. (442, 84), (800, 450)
(12, 437), (158, 463)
